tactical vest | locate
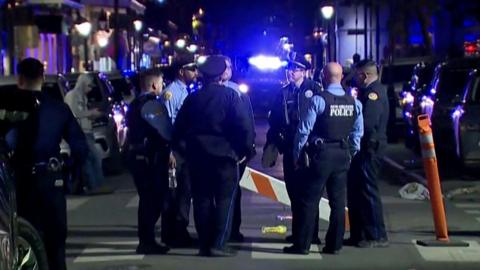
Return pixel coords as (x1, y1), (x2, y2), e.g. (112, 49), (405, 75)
(312, 91), (356, 141)
(126, 94), (167, 149)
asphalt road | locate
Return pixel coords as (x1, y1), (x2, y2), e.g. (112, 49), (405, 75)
(64, 119), (480, 270)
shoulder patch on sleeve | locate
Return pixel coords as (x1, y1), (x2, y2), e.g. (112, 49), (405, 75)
(368, 92), (378, 101)
(304, 89), (313, 98)
(163, 91), (173, 101)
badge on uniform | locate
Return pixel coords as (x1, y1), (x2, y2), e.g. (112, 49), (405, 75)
(368, 92), (378, 101)
(304, 90), (313, 98)
(163, 91), (173, 101)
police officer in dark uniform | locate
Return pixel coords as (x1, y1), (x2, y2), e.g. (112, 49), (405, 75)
(263, 56), (322, 244)
(173, 55), (255, 257)
(3, 58), (88, 270)
(126, 69), (173, 255)
(346, 60), (390, 248)
(284, 62), (363, 255)
(223, 56), (256, 242)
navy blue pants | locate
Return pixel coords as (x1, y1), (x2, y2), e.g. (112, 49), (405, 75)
(161, 154), (192, 243)
(231, 162), (246, 235)
(188, 154), (238, 251)
(17, 169), (67, 270)
(283, 148), (320, 241)
(347, 148), (388, 242)
(127, 150), (169, 246)
(293, 145), (349, 251)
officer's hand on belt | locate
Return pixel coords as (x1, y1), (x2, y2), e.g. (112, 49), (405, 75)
(169, 152), (176, 169)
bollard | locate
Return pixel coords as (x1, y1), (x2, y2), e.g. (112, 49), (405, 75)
(261, 225), (287, 234)
(416, 114), (468, 247)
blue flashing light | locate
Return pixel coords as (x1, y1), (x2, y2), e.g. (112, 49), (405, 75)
(248, 55), (285, 71)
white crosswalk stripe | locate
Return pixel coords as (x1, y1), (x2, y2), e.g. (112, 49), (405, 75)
(414, 240), (480, 262)
(455, 203), (480, 225)
(73, 241), (143, 263)
(455, 203), (480, 208)
(126, 195), (139, 208)
(67, 198), (89, 211)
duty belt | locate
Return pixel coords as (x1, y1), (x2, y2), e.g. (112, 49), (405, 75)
(32, 157), (63, 174)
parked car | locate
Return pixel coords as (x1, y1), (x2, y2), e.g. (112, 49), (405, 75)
(400, 61), (436, 153)
(379, 57), (433, 142)
(64, 72), (122, 174)
(432, 67), (480, 168)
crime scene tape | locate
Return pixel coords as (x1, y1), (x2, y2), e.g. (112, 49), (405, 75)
(240, 166), (350, 229)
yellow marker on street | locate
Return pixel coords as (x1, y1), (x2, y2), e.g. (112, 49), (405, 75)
(261, 225), (287, 234)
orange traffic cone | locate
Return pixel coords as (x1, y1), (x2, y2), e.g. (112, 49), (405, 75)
(416, 114), (468, 247)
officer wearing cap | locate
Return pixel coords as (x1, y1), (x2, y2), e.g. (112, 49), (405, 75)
(3, 58), (88, 270)
(173, 55), (255, 257)
(284, 62), (363, 255)
(222, 56), (256, 242)
(160, 56), (198, 247)
(126, 69), (173, 255)
(346, 60), (389, 248)
(264, 55), (323, 245)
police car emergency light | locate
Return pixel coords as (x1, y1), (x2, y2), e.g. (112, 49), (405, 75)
(248, 55), (287, 71)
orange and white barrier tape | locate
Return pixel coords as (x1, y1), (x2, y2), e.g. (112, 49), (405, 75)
(240, 166), (349, 228)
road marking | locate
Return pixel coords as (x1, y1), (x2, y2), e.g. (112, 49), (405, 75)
(465, 210), (480, 215)
(414, 240), (480, 262)
(67, 198), (89, 211)
(250, 243), (322, 259)
(126, 195), (139, 208)
(74, 255), (144, 263)
(476, 217), (480, 223)
(73, 241), (143, 263)
(455, 203), (480, 209)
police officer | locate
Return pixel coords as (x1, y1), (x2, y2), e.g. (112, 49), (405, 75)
(264, 56), (322, 244)
(6, 58), (88, 270)
(160, 56), (198, 247)
(284, 62), (363, 255)
(173, 55), (255, 257)
(223, 56), (256, 242)
(126, 69), (173, 255)
(346, 60), (389, 248)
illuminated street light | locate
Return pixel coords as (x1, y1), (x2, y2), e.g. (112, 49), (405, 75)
(75, 20), (92, 37)
(198, 8), (204, 16)
(321, 5), (334, 19)
(197, 55), (207, 65)
(187, 44), (198, 53)
(175, 38), (186, 48)
(133, 20), (143, 32)
(96, 30), (110, 48)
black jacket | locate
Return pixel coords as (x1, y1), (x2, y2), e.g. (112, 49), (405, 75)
(358, 80), (389, 149)
(173, 83), (255, 161)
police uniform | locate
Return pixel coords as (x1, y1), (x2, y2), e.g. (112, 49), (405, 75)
(1, 88), (88, 270)
(161, 67), (196, 246)
(126, 92), (172, 253)
(265, 60), (323, 242)
(173, 55), (255, 256)
(224, 80), (256, 240)
(347, 79), (389, 247)
(287, 83), (363, 254)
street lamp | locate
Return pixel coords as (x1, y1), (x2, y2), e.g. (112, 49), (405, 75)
(175, 38), (186, 49)
(321, 5), (334, 20)
(133, 20), (143, 32)
(321, 5), (335, 62)
(75, 12), (92, 71)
